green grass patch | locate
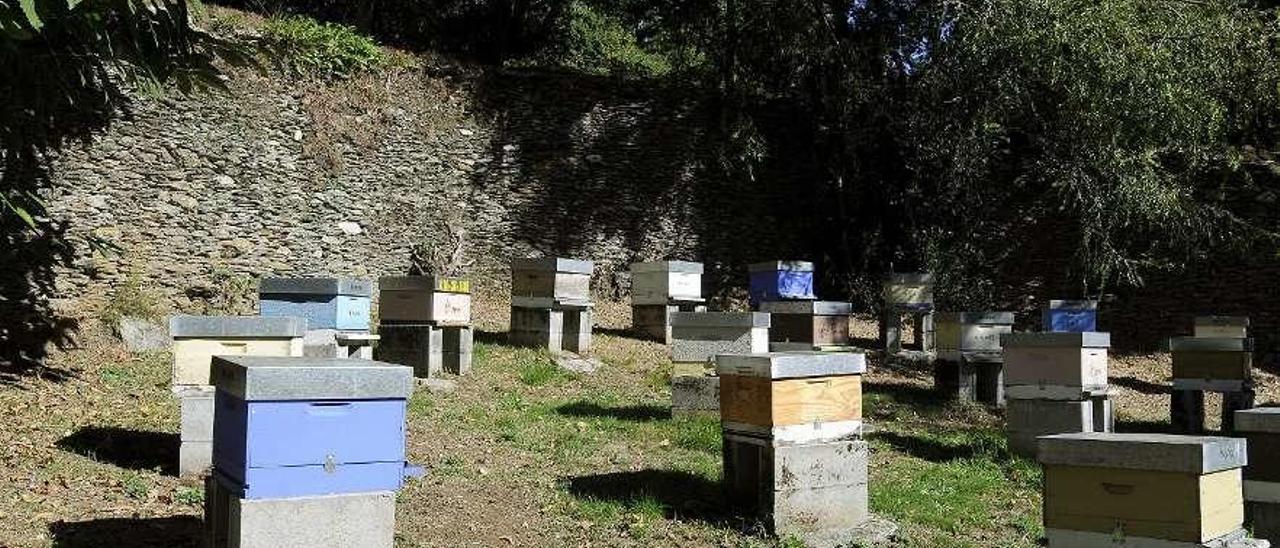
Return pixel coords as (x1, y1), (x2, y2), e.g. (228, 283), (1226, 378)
(262, 15), (385, 78)
(174, 486), (204, 505)
(672, 415), (720, 454)
(121, 472), (150, 500)
(518, 357), (571, 386)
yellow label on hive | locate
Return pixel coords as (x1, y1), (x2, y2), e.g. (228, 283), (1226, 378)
(436, 278), (470, 294)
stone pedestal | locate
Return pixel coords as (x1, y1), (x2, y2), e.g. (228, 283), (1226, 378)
(375, 324), (472, 377)
(935, 353), (1004, 406)
(177, 386), (214, 477)
(671, 375), (720, 417)
(1007, 397), (1111, 457)
(205, 476), (396, 548)
(1171, 380), (1256, 434)
(632, 301), (706, 344)
(509, 306), (592, 355)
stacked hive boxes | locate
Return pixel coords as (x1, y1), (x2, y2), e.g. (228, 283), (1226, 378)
(630, 261), (706, 344)
(763, 301), (854, 351)
(205, 356), (416, 548)
(668, 312), (770, 416)
(169, 315), (305, 476)
(881, 273), (935, 353)
(1042, 300), (1098, 333)
(747, 261), (816, 309)
(1170, 316), (1255, 433)
(375, 276), (473, 377)
(1002, 332), (1113, 457)
(1235, 408), (1280, 543)
(1038, 432), (1266, 548)
(720, 352), (868, 539)
(260, 278), (376, 359)
(509, 258), (594, 354)
(933, 312), (1014, 405)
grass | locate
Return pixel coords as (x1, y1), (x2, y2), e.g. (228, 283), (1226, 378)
(7, 306), (1232, 547)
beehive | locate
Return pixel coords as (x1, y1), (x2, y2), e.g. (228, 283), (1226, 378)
(1195, 316), (1250, 339)
(1042, 300), (1098, 333)
(717, 352), (865, 443)
(170, 316), (306, 387)
(760, 301), (853, 347)
(1169, 337), (1254, 381)
(748, 261), (816, 305)
(1038, 433), (1247, 544)
(630, 261), (704, 305)
(883, 273), (934, 307)
(510, 258), (593, 307)
(1002, 332), (1110, 400)
(1235, 408), (1280, 501)
(934, 311), (1014, 362)
(378, 276), (471, 325)
(259, 278), (372, 331)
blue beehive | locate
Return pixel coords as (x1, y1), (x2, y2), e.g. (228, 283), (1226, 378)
(1042, 300), (1098, 333)
(748, 261), (816, 306)
(260, 278), (372, 331)
(210, 355), (415, 499)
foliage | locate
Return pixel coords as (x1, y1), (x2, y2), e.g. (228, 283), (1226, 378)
(101, 274), (165, 331)
(527, 1), (672, 78)
(261, 14), (385, 78)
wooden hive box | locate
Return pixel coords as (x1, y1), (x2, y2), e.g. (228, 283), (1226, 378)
(259, 278), (372, 331)
(170, 316), (306, 387)
(378, 276), (471, 326)
(510, 257), (593, 308)
(760, 301), (853, 347)
(1002, 332), (1110, 400)
(630, 261), (704, 305)
(1195, 316), (1250, 339)
(717, 352), (865, 443)
(1038, 433), (1247, 544)
(1168, 337), (1254, 381)
(882, 273), (934, 308)
(934, 311), (1015, 362)
(1235, 408), (1280, 504)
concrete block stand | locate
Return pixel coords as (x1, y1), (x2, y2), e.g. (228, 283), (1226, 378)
(205, 475), (396, 548)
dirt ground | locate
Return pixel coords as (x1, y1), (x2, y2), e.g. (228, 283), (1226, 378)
(1, 298), (1274, 547)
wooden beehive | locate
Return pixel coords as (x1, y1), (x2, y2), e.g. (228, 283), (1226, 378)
(1169, 337), (1253, 381)
(1002, 332), (1110, 399)
(717, 352), (865, 443)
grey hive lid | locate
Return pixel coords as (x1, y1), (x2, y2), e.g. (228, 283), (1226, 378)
(378, 276), (470, 292)
(935, 311), (1015, 325)
(884, 273), (934, 285)
(669, 311), (770, 328)
(511, 257), (594, 274)
(716, 352), (866, 379)
(211, 356), (413, 401)
(1167, 337), (1253, 352)
(1195, 316), (1250, 327)
(630, 261), (704, 274)
(259, 277), (373, 297)
(169, 315), (306, 338)
(1236, 407), (1280, 434)
(760, 301), (853, 315)
(748, 260), (814, 273)
(1001, 332), (1111, 348)
(1046, 300), (1098, 310)
(1036, 432), (1246, 474)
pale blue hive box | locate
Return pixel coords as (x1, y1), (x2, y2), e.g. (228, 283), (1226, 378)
(259, 278), (372, 331)
(1042, 300), (1098, 333)
(210, 355), (415, 499)
(748, 261), (816, 306)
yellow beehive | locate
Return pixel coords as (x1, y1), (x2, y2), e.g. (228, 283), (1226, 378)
(717, 352), (865, 443)
(170, 316), (305, 387)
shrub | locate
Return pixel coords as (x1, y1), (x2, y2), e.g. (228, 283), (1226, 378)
(261, 15), (385, 78)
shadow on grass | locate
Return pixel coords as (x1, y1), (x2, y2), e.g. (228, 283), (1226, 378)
(555, 400), (669, 422)
(56, 426), (179, 476)
(563, 469), (735, 526)
(593, 326), (652, 342)
(864, 380), (949, 412)
(473, 329), (511, 346)
(49, 515), (202, 547)
(1110, 376), (1171, 395)
(872, 430), (1013, 464)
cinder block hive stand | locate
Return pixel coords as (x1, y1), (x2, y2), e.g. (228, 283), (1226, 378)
(508, 258), (594, 354)
(168, 315), (306, 477)
(374, 275), (474, 377)
(881, 273), (935, 354)
(205, 355), (417, 548)
(933, 311), (1014, 405)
